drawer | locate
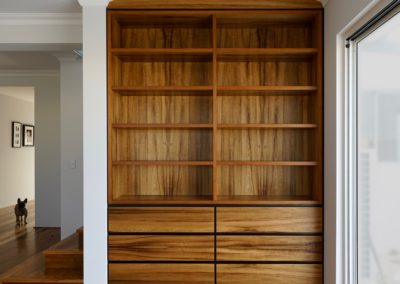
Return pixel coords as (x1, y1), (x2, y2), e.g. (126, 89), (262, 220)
(109, 207), (214, 233)
(109, 263), (214, 284)
(217, 207), (322, 233)
(217, 235), (322, 262)
(217, 264), (322, 284)
(109, 235), (214, 261)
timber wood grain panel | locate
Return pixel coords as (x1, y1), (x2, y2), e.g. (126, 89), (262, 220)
(108, 1), (322, 10)
(217, 20), (313, 49)
(112, 129), (212, 161)
(111, 165), (212, 200)
(109, 263), (214, 283)
(217, 264), (322, 284)
(217, 207), (322, 233)
(217, 95), (314, 124)
(217, 129), (315, 161)
(118, 58), (212, 87)
(109, 235), (214, 261)
(217, 59), (313, 87)
(109, 207), (214, 233)
(110, 15), (212, 48)
(217, 235), (322, 261)
(119, 23), (212, 49)
(112, 95), (212, 124)
(217, 166), (314, 198)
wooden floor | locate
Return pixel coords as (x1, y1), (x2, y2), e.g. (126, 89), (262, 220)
(0, 202), (61, 276)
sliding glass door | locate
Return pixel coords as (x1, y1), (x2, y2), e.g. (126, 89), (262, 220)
(352, 8), (400, 284)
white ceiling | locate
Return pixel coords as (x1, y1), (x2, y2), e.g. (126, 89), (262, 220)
(0, 0), (81, 13)
(0, 87), (35, 103)
(0, 52), (60, 70)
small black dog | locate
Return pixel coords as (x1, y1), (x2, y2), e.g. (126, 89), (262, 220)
(15, 198), (28, 225)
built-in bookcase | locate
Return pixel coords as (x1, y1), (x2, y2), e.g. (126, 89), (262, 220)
(108, 11), (323, 205)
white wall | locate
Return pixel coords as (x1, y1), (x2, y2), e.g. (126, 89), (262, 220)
(0, 73), (60, 227)
(59, 57), (83, 238)
(0, 89), (34, 208)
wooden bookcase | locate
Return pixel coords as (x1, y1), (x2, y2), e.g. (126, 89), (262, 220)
(108, 5), (323, 283)
(108, 11), (322, 205)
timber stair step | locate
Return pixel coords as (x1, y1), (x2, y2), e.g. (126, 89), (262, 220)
(0, 228), (83, 284)
(43, 231), (83, 270)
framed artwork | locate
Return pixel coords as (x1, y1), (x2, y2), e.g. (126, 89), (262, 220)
(23, 125), (35, 147)
(12, 122), (22, 148)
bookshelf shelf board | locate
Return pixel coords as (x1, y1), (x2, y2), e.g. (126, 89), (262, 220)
(217, 161), (318, 166)
(217, 124), (318, 129)
(112, 195), (214, 204)
(112, 123), (213, 129)
(217, 48), (318, 59)
(112, 86), (214, 96)
(216, 195), (321, 205)
(217, 86), (317, 96)
(112, 48), (213, 61)
(110, 195), (321, 205)
(113, 161), (214, 166)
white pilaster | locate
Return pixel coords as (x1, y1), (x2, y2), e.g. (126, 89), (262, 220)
(78, 0), (110, 283)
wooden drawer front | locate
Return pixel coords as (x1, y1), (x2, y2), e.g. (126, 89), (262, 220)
(109, 235), (214, 261)
(217, 207), (322, 233)
(109, 207), (214, 233)
(217, 264), (322, 284)
(109, 263), (214, 283)
(217, 236), (322, 262)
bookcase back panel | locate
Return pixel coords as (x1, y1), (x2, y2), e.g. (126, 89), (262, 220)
(217, 95), (314, 124)
(217, 166), (314, 197)
(218, 24), (312, 48)
(112, 129), (212, 161)
(112, 165), (212, 199)
(217, 59), (314, 86)
(117, 58), (212, 87)
(111, 15), (213, 48)
(217, 129), (315, 161)
(112, 95), (212, 124)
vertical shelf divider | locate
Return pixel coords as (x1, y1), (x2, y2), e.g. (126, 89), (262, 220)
(315, 12), (323, 204)
(212, 14), (218, 201)
(107, 12), (114, 204)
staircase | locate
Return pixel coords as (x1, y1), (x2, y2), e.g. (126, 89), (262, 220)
(0, 228), (83, 283)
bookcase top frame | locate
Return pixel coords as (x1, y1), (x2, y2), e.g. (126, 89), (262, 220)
(108, 0), (323, 10)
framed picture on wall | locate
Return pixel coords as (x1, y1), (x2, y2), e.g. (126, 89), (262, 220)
(23, 124), (35, 147)
(12, 122), (22, 148)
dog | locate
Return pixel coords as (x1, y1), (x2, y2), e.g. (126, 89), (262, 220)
(15, 198), (28, 225)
